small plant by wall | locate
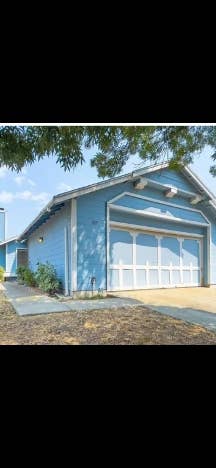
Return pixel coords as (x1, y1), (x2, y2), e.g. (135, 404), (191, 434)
(16, 266), (36, 287)
(16, 266), (26, 284)
(34, 262), (60, 295)
(0, 266), (5, 282)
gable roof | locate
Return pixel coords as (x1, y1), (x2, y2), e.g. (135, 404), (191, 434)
(18, 162), (216, 241)
(0, 236), (18, 246)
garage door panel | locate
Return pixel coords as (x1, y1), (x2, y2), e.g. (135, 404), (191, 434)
(136, 233), (158, 265)
(136, 270), (147, 287)
(161, 237), (180, 266)
(182, 239), (200, 267)
(110, 269), (119, 290)
(110, 230), (133, 265)
(183, 270), (191, 283)
(149, 270), (159, 285)
(122, 270), (133, 289)
(161, 270), (170, 285)
(109, 228), (202, 290)
(172, 270), (181, 284)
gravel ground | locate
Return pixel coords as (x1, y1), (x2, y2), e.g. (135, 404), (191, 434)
(0, 291), (216, 345)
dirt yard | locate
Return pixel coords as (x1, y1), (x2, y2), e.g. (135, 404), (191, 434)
(0, 291), (216, 345)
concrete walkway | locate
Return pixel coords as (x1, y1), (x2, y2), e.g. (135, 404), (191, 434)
(1, 282), (141, 316)
(2, 282), (72, 316)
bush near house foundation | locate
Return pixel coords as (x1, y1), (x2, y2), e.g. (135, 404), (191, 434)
(34, 262), (60, 295)
(17, 266), (36, 287)
(16, 266), (27, 284)
(17, 263), (60, 294)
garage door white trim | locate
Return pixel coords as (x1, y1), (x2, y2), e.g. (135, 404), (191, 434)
(107, 223), (203, 291)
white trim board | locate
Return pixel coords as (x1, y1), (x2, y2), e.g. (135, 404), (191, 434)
(108, 191), (210, 223)
(109, 221), (204, 239)
(71, 199), (77, 292)
(109, 203), (209, 228)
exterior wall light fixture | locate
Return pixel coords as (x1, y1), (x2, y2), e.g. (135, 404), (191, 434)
(38, 236), (44, 243)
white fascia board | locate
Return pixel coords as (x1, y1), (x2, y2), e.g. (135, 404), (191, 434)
(183, 166), (216, 200)
(18, 197), (55, 240)
(54, 163), (171, 203)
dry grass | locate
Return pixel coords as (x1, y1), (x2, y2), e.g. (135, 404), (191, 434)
(0, 291), (216, 345)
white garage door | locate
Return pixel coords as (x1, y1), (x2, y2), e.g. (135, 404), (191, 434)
(109, 228), (202, 290)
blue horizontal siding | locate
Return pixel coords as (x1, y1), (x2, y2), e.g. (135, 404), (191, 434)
(147, 168), (196, 192)
(27, 203), (71, 290)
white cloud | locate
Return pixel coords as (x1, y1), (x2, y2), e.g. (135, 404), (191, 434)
(0, 166), (9, 179)
(14, 175), (26, 186)
(57, 182), (72, 192)
(14, 174), (36, 187)
(17, 190), (33, 200)
(0, 190), (50, 206)
(30, 192), (50, 204)
(0, 191), (14, 203)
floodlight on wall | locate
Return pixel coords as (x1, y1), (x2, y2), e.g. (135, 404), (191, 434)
(38, 236), (44, 243)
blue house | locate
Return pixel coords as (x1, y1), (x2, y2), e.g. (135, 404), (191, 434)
(10, 162), (215, 296)
(0, 208), (28, 277)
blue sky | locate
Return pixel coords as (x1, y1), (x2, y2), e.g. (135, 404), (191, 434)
(0, 146), (215, 238)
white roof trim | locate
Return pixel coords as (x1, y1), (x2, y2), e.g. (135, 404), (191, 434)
(183, 166), (216, 200)
(18, 162), (216, 240)
(0, 236), (18, 246)
(54, 162), (170, 203)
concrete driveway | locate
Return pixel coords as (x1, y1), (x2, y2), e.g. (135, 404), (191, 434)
(115, 287), (216, 332)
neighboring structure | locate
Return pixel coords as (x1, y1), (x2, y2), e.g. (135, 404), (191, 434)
(15, 163), (216, 295)
(0, 209), (27, 277)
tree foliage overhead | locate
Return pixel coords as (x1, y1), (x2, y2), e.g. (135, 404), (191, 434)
(0, 126), (216, 177)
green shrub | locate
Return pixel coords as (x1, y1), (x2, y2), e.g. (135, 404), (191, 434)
(23, 268), (36, 287)
(16, 266), (27, 283)
(17, 266), (36, 286)
(35, 262), (60, 295)
(0, 266), (5, 282)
